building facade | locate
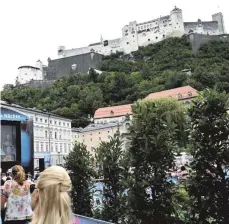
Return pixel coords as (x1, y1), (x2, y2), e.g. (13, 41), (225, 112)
(16, 60), (47, 85)
(58, 7), (225, 57)
(0, 101), (72, 167)
(72, 120), (131, 157)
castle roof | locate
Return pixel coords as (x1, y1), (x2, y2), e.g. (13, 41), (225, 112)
(144, 86), (198, 101)
(94, 104), (132, 119)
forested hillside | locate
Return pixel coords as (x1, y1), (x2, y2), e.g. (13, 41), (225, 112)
(1, 37), (229, 127)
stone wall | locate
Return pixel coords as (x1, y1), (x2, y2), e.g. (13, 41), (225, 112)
(47, 52), (103, 80)
(186, 33), (229, 52)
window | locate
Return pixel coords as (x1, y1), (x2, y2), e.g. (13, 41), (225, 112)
(108, 131), (110, 133)
(36, 142), (39, 152)
(64, 144), (67, 153)
(99, 132), (100, 134)
(156, 37), (158, 39)
(68, 144), (71, 152)
(67, 123), (69, 127)
(59, 122), (61, 125)
(55, 132), (57, 139)
(46, 143), (48, 152)
(63, 122), (65, 126)
(126, 42), (129, 44)
(90, 138), (92, 142)
(45, 119), (47, 123)
(59, 134), (62, 139)
(91, 147), (94, 152)
(55, 121), (57, 125)
(55, 143), (58, 152)
(45, 130), (48, 138)
(51, 144), (54, 152)
(50, 131), (52, 138)
(35, 117), (38, 122)
(50, 120), (52, 124)
(60, 143), (63, 153)
(178, 93), (182, 99)
(41, 143), (44, 152)
(148, 38), (150, 41)
(90, 133), (92, 135)
(99, 137), (101, 140)
(40, 118), (43, 122)
(188, 92), (192, 97)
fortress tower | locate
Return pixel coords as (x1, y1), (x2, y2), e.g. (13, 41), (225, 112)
(170, 6), (185, 36)
(122, 21), (139, 54)
(212, 12), (226, 34)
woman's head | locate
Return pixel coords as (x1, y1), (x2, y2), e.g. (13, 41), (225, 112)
(32, 166), (72, 224)
(12, 165), (25, 185)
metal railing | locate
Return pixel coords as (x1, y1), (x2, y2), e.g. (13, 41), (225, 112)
(72, 214), (113, 224)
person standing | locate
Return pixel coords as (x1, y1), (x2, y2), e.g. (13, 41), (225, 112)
(3, 165), (32, 224)
(31, 166), (72, 224)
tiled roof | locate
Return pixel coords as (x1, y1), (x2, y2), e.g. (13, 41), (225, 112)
(144, 86), (197, 101)
(94, 86), (197, 119)
(94, 104), (132, 119)
(72, 122), (120, 133)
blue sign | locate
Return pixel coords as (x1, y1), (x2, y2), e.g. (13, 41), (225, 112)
(1, 107), (28, 121)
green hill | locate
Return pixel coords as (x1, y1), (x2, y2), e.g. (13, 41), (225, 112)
(1, 37), (229, 127)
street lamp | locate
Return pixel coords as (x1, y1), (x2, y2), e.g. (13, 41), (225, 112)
(58, 151), (61, 165)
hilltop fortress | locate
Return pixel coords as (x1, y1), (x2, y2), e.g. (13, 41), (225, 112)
(58, 7), (226, 58)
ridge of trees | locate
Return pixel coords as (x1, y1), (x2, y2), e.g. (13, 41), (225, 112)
(1, 37), (229, 127)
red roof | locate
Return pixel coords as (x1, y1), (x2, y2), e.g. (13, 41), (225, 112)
(94, 86), (197, 119)
(94, 104), (132, 119)
(144, 86), (197, 101)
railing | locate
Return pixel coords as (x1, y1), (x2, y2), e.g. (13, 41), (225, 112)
(72, 214), (113, 224)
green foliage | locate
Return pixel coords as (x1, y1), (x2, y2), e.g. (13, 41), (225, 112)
(1, 37), (229, 127)
(188, 89), (229, 224)
(127, 98), (183, 223)
(64, 143), (95, 217)
(96, 133), (127, 223)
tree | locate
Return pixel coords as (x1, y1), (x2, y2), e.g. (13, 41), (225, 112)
(127, 98), (184, 224)
(188, 89), (229, 224)
(96, 132), (127, 223)
(64, 143), (95, 217)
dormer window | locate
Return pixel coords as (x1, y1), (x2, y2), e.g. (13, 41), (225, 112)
(110, 110), (114, 115)
(178, 93), (182, 99)
(188, 92), (192, 97)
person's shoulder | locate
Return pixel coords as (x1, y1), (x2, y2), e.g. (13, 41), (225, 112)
(4, 179), (14, 189)
(24, 180), (32, 189)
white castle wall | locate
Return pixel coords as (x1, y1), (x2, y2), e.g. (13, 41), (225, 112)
(57, 7), (225, 58)
(17, 66), (43, 84)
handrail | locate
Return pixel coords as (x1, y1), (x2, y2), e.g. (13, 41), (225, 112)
(72, 214), (114, 224)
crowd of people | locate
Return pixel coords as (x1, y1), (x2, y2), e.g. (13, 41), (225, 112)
(0, 165), (72, 224)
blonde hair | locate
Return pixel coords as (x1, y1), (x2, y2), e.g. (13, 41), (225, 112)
(32, 166), (72, 224)
(12, 165), (25, 185)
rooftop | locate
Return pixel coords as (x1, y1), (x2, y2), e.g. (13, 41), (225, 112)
(94, 104), (132, 119)
(72, 122), (120, 133)
(0, 101), (72, 121)
(144, 86), (198, 101)
(18, 65), (40, 70)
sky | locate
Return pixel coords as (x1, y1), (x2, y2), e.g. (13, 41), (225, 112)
(0, 0), (229, 90)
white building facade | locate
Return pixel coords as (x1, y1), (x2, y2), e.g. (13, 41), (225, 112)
(16, 60), (47, 85)
(0, 101), (72, 167)
(58, 7), (226, 58)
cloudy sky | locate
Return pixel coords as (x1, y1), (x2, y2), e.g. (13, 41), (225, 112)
(0, 0), (228, 89)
